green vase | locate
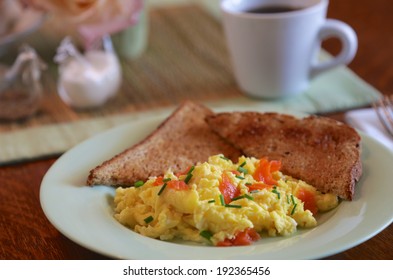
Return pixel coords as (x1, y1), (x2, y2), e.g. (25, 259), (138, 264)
(112, 4), (148, 59)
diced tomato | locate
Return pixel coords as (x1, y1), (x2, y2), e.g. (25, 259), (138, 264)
(247, 182), (272, 192)
(175, 166), (192, 177)
(231, 170), (241, 176)
(167, 180), (189, 190)
(219, 172), (240, 204)
(153, 176), (164, 186)
(295, 188), (318, 215)
(217, 228), (260, 246)
(216, 239), (233, 247)
(270, 160), (282, 172)
(253, 158), (281, 185)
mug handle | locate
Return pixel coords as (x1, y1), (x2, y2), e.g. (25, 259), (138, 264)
(310, 19), (358, 77)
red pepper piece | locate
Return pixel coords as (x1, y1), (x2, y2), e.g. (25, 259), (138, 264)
(217, 228), (260, 246)
(219, 172), (240, 204)
(253, 158), (281, 186)
(167, 180), (188, 190)
(153, 176), (164, 186)
(247, 182), (272, 192)
(295, 188), (318, 215)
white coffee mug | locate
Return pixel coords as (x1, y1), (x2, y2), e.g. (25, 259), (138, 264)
(221, 0), (358, 99)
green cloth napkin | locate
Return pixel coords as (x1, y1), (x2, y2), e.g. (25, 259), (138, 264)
(212, 51), (381, 114)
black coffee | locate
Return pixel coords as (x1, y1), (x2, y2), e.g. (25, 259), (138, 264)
(247, 5), (302, 14)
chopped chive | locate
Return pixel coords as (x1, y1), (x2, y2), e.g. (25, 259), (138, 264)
(220, 156), (230, 161)
(272, 189), (281, 199)
(184, 166), (195, 184)
(158, 183), (168, 195)
(144, 216), (153, 224)
(237, 166), (248, 174)
(219, 194), (225, 206)
(235, 175), (245, 180)
(134, 180), (144, 188)
(290, 194), (297, 215)
(225, 204), (242, 208)
(237, 161), (248, 174)
(250, 190), (259, 193)
(187, 165), (195, 174)
(232, 195), (244, 201)
(163, 178), (172, 182)
(286, 194), (290, 204)
(291, 203), (297, 215)
(200, 230), (213, 241)
(184, 173), (193, 184)
(232, 194), (253, 201)
(245, 182), (252, 186)
(208, 199), (216, 203)
(244, 194), (254, 200)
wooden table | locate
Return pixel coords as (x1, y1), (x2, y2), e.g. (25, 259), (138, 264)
(1, 0), (392, 260)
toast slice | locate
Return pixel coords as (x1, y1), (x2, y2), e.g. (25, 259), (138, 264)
(86, 101), (242, 187)
(206, 112), (362, 200)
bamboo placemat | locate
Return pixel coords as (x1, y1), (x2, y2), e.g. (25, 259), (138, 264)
(0, 4), (381, 165)
(0, 5), (238, 133)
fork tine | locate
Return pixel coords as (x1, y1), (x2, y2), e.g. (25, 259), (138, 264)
(386, 95), (393, 115)
(373, 96), (393, 137)
(382, 96), (393, 127)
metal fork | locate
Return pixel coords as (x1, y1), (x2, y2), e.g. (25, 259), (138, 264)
(372, 95), (393, 137)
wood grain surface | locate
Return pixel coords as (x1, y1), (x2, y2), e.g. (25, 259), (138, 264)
(1, 0), (393, 259)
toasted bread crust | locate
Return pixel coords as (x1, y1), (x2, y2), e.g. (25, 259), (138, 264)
(206, 112), (362, 200)
(86, 101), (241, 186)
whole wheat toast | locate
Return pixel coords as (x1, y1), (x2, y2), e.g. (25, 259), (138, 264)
(86, 101), (241, 187)
(206, 112), (362, 200)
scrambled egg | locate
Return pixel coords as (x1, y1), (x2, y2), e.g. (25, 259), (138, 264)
(114, 155), (338, 246)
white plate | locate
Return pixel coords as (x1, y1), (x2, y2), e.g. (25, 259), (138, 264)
(40, 110), (393, 259)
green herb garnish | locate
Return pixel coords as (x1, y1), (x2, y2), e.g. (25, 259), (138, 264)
(158, 182), (168, 195)
(200, 230), (213, 241)
(235, 175), (245, 180)
(187, 165), (195, 174)
(232, 194), (254, 201)
(290, 195), (297, 215)
(134, 180), (144, 188)
(208, 199), (216, 203)
(184, 166), (195, 184)
(291, 194), (296, 205)
(220, 156), (230, 161)
(184, 173), (192, 184)
(163, 178), (172, 182)
(291, 203), (297, 215)
(144, 216), (153, 224)
(272, 188), (281, 199)
(219, 194), (225, 206)
(237, 167), (247, 174)
(232, 195), (244, 201)
(244, 194), (254, 200)
(237, 162), (248, 174)
(225, 204), (242, 208)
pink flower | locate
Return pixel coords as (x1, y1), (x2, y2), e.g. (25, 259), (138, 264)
(24, 0), (144, 49)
